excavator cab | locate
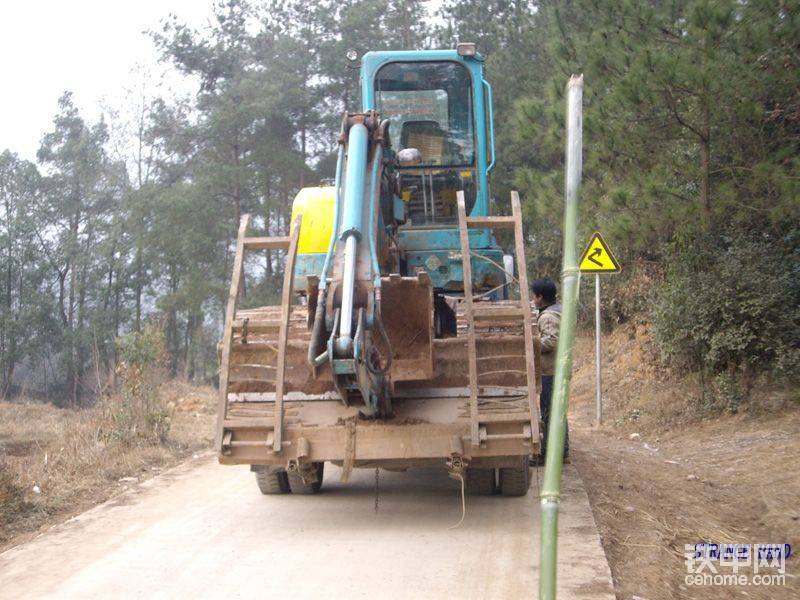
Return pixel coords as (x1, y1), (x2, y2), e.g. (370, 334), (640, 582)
(361, 46), (503, 294)
(291, 47), (502, 296)
(375, 60), (478, 223)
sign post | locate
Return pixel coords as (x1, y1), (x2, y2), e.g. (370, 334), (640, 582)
(578, 232), (620, 426)
(595, 274), (601, 424)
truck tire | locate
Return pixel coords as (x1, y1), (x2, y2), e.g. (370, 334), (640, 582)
(465, 468), (496, 495)
(499, 466), (531, 497)
(287, 462), (324, 494)
(255, 467), (289, 495)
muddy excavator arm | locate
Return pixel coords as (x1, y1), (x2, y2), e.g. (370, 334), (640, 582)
(307, 112), (432, 418)
(309, 113), (390, 416)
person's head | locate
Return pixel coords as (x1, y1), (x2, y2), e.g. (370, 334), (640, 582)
(531, 278), (557, 309)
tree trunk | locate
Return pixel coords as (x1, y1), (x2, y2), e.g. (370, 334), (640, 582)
(700, 138), (710, 216)
(2, 362), (15, 399)
(300, 108), (307, 188)
(699, 49), (712, 218)
(185, 311), (201, 382)
(233, 138), (242, 225)
(134, 239), (143, 332)
(67, 202), (79, 406)
(76, 233), (91, 406)
(264, 169), (273, 277)
(2, 194), (11, 399)
(167, 264), (179, 377)
(700, 101), (711, 217)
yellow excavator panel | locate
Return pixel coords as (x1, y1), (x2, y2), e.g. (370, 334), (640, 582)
(290, 186), (335, 254)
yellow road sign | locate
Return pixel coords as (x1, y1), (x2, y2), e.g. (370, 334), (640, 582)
(579, 232), (620, 273)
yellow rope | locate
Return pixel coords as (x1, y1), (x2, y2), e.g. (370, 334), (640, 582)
(340, 418), (356, 483)
(447, 473), (466, 529)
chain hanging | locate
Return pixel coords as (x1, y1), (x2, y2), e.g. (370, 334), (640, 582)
(374, 467), (380, 514)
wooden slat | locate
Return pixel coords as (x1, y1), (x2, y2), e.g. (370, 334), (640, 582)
(230, 344), (280, 356)
(511, 191), (541, 448)
(223, 418), (275, 429)
(244, 236), (290, 250)
(472, 306), (524, 320)
(465, 215), (516, 230)
(272, 214), (302, 452)
(215, 214), (251, 452)
(475, 413), (531, 424)
(457, 192), (480, 446)
(229, 364), (276, 383)
(231, 319), (281, 333)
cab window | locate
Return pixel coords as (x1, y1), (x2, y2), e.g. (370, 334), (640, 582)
(375, 62), (474, 167)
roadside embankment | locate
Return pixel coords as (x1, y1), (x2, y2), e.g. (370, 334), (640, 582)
(570, 325), (799, 599)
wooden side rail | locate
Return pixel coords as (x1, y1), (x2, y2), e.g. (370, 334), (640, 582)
(271, 214), (302, 451)
(215, 215), (251, 451)
(456, 191), (481, 447)
(456, 191), (541, 450)
(511, 191), (540, 448)
(215, 213), (302, 455)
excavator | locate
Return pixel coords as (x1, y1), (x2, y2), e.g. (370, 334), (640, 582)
(215, 43), (541, 496)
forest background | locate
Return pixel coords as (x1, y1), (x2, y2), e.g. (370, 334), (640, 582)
(1, 0), (797, 407)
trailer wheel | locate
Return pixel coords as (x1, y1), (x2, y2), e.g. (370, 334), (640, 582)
(287, 462), (324, 494)
(465, 468), (496, 495)
(499, 465), (531, 497)
(255, 467), (290, 495)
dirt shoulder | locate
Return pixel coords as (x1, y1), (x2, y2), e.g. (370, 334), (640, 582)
(569, 326), (799, 599)
(0, 382), (215, 551)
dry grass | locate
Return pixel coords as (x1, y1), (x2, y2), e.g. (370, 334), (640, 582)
(570, 322), (799, 435)
(0, 383), (216, 549)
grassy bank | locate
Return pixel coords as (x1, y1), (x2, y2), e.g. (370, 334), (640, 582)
(0, 382), (215, 549)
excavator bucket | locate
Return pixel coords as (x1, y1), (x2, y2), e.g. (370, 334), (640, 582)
(378, 273), (433, 382)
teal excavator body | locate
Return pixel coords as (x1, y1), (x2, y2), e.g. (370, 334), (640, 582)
(301, 46), (507, 417)
(217, 46), (541, 488)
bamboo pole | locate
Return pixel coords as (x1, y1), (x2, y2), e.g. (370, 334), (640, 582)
(539, 74), (583, 600)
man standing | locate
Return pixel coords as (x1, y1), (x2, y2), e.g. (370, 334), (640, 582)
(531, 278), (569, 461)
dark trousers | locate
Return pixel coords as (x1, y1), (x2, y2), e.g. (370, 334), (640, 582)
(540, 375), (569, 457)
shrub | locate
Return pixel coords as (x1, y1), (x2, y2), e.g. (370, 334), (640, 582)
(99, 323), (171, 444)
(0, 460), (30, 528)
(652, 224), (800, 397)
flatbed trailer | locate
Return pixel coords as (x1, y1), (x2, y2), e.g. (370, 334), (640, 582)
(216, 194), (542, 495)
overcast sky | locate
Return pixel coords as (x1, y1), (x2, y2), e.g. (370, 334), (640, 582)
(0, 1), (214, 162)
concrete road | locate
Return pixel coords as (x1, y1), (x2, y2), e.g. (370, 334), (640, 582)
(0, 456), (614, 599)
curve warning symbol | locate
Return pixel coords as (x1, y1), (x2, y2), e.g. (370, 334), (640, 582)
(579, 232), (621, 273)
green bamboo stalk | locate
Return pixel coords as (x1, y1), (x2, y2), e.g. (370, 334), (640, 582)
(539, 74), (583, 600)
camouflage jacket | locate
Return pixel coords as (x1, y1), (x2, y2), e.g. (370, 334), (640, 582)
(536, 303), (561, 376)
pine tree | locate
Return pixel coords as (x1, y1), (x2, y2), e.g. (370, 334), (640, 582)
(37, 93), (118, 404)
(0, 151), (50, 398)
